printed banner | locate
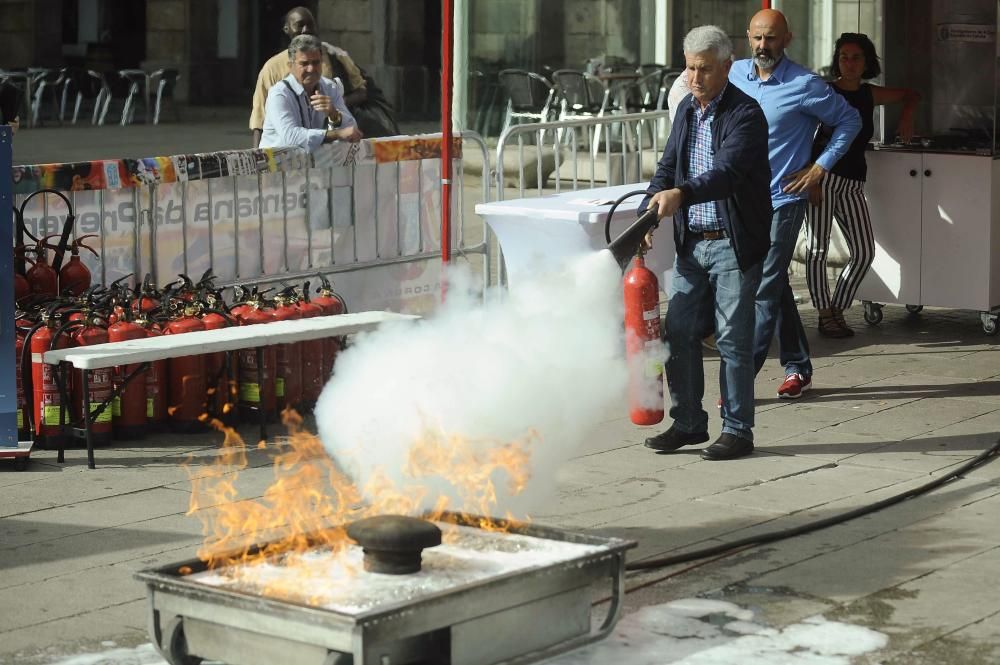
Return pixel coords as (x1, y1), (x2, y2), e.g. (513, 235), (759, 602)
(372, 135), (463, 164)
(11, 136), (455, 195)
(11, 136), (460, 315)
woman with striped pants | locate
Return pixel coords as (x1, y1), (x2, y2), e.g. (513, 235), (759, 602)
(806, 33), (920, 338)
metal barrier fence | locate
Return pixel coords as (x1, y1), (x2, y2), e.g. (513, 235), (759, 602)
(494, 110), (671, 201)
(13, 132), (490, 314)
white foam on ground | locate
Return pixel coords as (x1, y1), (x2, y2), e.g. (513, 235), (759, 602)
(191, 523), (606, 614)
(38, 642), (163, 665)
(548, 600), (889, 664)
(39, 600), (887, 665)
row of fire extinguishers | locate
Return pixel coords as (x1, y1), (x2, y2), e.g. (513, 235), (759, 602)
(14, 268), (349, 450)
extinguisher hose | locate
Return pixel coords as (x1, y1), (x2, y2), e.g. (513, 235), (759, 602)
(18, 189), (75, 272)
(604, 189), (652, 245)
(316, 273), (349, 313)
(329, 290), (349, 314)
(20, 322), (47, 432)
(18, 310), (80, 433)
(624, 437), (1000, 573)
(50, 323), (82, 351)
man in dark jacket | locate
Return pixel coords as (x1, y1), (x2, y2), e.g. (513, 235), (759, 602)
(641, 25), (772, 461)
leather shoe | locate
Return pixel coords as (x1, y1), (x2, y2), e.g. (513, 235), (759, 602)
(700, 433), (754, 460)
(644, 426), (709, 452)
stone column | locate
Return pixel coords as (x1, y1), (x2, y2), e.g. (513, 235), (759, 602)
(319, 0), (375, 64)
(0, 0), (62, 68)
(144, 0), (190, 102)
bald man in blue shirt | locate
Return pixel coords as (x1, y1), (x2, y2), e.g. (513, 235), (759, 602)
(729, 9), (860, 399)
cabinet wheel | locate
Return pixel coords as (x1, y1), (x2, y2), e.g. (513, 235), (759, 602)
(905, 304), (923, 314)
(863, 302), (883, 326)
(981, 312), (999, 336)
(161, 617), (203, 665)
(12, 456), (28, 471)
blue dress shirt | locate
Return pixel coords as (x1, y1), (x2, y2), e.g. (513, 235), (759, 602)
(729, 57), (860, 209)
(260, 74), (356, 152)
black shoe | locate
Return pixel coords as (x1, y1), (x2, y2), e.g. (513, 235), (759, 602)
(700, 433), (754, 460)
(644, 426), (710, 452)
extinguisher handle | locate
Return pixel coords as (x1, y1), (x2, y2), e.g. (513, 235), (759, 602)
(603, 190), (651, 245)
(77, 242), (100, 258)
(40, 234), (65, 255)
(74, 234), (101, 257)
(197, 268), (216, 287)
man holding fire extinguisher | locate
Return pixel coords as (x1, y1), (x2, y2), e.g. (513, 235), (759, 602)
(641, 25), (772, 461)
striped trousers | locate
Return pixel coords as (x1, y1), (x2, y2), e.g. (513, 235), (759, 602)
(805, 172), (876, 311)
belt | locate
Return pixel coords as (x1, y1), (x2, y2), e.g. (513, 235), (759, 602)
(688, 228), (727, 240)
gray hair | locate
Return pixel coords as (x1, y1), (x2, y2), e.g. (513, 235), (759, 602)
(288, 33), (323, 60)
(683, 25), (733, 61)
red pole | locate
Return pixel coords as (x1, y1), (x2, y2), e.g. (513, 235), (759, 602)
(761, 0), (771, 7)
(440, 0), (454, 300)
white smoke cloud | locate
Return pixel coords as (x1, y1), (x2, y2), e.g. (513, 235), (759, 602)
(315, 250), (640, 517)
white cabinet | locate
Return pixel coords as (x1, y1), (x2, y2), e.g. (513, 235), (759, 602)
(858, 151), (1000, 331)
(858, 151), (923, 307)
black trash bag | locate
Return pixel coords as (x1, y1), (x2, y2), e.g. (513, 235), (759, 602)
(352, 72), (401, 138)
(328, 53), (400, 138)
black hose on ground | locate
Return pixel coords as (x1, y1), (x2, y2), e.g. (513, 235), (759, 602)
(625, 437), (1000, 572)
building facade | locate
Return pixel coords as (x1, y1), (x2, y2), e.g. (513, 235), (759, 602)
(0, 0), (879, 127)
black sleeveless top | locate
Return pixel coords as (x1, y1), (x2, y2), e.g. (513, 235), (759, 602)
(811, 82), (875, 182)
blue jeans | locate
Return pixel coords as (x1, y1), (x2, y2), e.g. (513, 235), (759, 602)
(666, 236), (762, 440)
(753, 201), (813, 378)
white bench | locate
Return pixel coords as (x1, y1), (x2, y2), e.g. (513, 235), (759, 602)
(42, 311), (416, 468)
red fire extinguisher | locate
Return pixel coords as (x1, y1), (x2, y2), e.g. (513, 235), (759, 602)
(135, 313), (168, 431)
(272, 289), (303, 413)
(108, 301), (147, 440)
(59, 234), (100, 296)
(624, 253), (664, 426)
(70, 312), (114, 446)
(25, 235), (62, 298)
(15, 314), (31, 440)
(105, 274), (135, 326)
(135, 273), (162, 315)
(297, 282), (326, 408)
(24, 307), (75, 449)
(312, 276), (347, 381)
(200, 300), (233, 421)
(232, 297), (277, 423)
(164, 303), (208, 432)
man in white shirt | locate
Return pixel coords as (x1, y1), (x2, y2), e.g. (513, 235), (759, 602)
(259, 34), (363, 152)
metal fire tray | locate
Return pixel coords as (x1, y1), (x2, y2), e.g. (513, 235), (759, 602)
(135, 514), (635, 665)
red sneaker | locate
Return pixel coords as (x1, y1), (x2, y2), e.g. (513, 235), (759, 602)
(777, 373), (811, 399)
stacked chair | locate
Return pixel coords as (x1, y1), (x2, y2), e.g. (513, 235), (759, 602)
(497, 69), (557, 138)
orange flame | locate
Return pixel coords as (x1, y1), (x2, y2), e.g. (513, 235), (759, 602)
(185, 409), (536, 600)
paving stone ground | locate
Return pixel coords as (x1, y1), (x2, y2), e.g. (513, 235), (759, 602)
(3, 117), (999, 664)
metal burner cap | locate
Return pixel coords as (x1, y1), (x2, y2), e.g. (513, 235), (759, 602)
(346, 515), (442, 574)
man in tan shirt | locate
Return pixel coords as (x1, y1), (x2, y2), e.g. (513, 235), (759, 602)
(250, 6), (367, 147)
